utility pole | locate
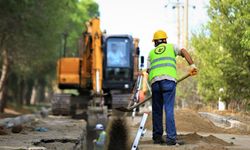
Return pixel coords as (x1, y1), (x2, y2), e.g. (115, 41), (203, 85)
(183, 0), (195, 49)
(184, 0), (189, 49)
(166, 0), (195, 48)
(171, 0), (182, 48)
(182, 5), (185, 48)
(176, 0), (181, 48)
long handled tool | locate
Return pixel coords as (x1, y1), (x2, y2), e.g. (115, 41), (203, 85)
(115, 73), (191, 112)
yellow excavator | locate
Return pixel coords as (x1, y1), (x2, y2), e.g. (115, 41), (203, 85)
(51, 17), (140, 127)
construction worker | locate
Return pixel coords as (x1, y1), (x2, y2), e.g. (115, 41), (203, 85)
(147, 30), (197, 145)
(93, 123), (106, 150)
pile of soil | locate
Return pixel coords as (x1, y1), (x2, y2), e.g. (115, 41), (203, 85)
(143, 109), (247, 134)
(140, 132), (232, 146)
(177, 133), (231, 145)
(175, 109), (220, 133)
(0, 107), (33, 119)
(0, 113), (18, 119)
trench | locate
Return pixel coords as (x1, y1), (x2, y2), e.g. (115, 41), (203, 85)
(33, 129), (87, 150)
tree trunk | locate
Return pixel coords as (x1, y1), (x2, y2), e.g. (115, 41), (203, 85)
(0, 49), (9, 113)
(25, 79), (34, 106)
(225, 99), (230, 110)
(1, 84), (8, 112)
(30, 83), (37, 105)
(37, 78), (46, 103)
(17, 78), (24, 106)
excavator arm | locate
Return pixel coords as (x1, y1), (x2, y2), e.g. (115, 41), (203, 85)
(57, 18), (103, 95)
(81, 18), (103, 94)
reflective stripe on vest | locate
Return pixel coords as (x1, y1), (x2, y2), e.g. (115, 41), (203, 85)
(151, 57), (176, 65)
(150, 63), (176, 70)
(149, 43), (177, 81)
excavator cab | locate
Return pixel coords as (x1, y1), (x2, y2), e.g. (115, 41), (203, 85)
(103, 35), (135, 91)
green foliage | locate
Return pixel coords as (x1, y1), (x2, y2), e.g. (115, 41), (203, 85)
(0, 0), (99, 103)
(65, 0), (99, 55)
(175, 55), (200, 108)
(192, 0), (250, 104)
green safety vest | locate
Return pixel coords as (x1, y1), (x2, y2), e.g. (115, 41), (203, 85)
(149, 43), (177, 81)
(97, 131), (106, 144)
(94, 131), (106, 150)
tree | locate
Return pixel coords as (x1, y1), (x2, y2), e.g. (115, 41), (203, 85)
(0, 0), (99, 112)
(191, 0), (250, 110)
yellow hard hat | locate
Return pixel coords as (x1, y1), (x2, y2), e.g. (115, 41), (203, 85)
(152, 30), (168, 42)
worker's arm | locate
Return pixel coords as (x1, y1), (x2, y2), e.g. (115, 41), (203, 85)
(180, 48), (198, 76)
(180, 48), (194, 65)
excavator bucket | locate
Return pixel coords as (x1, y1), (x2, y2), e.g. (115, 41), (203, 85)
(115, 107), (133, 112)
(115, 96), (152, 112)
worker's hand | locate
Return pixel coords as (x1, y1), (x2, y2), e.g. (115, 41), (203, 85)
(93, 139), (97, 143)
(139, 90), (145, 102)
(189, 64), (198, 76)
(136, 71), (142, 76)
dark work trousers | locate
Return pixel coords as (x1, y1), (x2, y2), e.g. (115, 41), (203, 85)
(152, 79), (177, 142)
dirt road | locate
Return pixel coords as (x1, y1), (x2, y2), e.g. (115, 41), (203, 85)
(128, 109), (250, 150)
(0, 108), (249, 150)
(0, 115), (87, 150)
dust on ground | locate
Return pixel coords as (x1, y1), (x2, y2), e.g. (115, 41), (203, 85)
(140, 132), (232, 145)
(0, 116), (86, 150)
(139, 132), (232, 150)
(0, 107), (33, 119)
(143, 109), (250, 135)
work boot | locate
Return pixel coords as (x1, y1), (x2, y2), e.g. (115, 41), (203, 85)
(166, 140), (176, 146)
(153, 136), (165, 144)
(165, 139), (185, 146)
(165, 137), (177, 146)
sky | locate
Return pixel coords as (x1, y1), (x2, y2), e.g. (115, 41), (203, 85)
(94, 0), (210, 58)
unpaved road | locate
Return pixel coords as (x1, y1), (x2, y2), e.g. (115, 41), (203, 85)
(132, 130), (250, 150)
(0, 108), (250, 150)
(128, 109), (250, 150)
(0, 116), (87, 150)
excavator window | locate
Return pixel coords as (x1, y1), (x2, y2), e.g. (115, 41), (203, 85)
(103, 36), (134, 90)
(106, 38), (130, 67)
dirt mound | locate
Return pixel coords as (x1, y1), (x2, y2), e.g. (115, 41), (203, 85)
(0, 113), (18, 119)
(143, 109), (247, 134)
(141, 132), (231, 146)
(175, 109), (222, 133)
(0, 107), (33, 119)
(178, 133), (231, 146)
